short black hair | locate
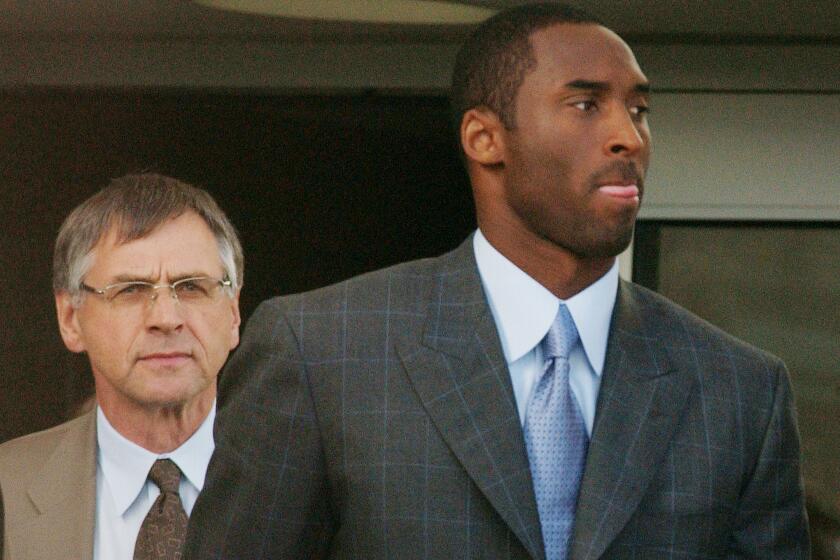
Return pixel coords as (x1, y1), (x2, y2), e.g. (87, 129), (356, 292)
(451, 2), (601, 131)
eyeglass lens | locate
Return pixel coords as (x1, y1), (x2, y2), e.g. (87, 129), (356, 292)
(103, 278), (222, 305)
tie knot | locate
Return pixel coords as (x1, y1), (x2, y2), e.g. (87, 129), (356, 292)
(542, 304), (579, 361)
(148, 458), (181, 495)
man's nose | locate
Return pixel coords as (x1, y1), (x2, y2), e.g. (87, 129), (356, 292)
(144, 287), (185, 331)
(604, 107), (646, 157)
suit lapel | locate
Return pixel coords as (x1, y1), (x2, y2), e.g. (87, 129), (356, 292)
(397, 239), (545, 560)
(571, 283), (695, 560)
(21, 409), (97, 560)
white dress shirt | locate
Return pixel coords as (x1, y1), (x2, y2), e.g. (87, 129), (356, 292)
(473, 230), (619, 435)
(94, 404), (216, 560)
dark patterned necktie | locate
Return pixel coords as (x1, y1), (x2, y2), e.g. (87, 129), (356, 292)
(133, 458), (189, 560)
(524, 304), (588, 560)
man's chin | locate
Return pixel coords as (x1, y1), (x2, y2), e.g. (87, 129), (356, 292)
(128, 380), (208, 411)
(133, 393), (192, 411)
(570, 226), (635, 260)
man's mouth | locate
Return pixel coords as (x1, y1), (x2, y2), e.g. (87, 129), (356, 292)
(590, 162), (644, 202)
(597, 184), (639, 198)
(138, 352), (192, 367)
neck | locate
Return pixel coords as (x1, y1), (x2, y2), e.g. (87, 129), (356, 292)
(470, 169), (621, 300)
(97, 390), (214, 454)
(479, 224), (615, 301)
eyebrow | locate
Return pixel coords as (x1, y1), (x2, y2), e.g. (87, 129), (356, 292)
(565, 80), (651, 94)
(108, 274), (154, 284)
(108, 272), (212, 284)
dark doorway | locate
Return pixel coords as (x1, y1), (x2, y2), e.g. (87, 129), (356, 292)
(0, 89), (475, 441)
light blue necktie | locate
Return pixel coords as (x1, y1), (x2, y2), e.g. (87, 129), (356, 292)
(524, 304), (588, 560)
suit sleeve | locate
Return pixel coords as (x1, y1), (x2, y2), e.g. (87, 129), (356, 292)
(727, 360), (810, 559)
(184, 298), (333, 559)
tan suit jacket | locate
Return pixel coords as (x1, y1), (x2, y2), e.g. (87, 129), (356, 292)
(0, 409), (96, 560)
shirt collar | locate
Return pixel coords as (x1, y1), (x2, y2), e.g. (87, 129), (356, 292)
(473, 229), (618, 375)
(96, 403), (216, 516)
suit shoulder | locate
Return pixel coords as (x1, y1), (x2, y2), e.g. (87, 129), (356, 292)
(260, 252), (446, 316)
(0, 414), (90, 481)
(623, 281), (784, 369)
(236, 250), (470, 359)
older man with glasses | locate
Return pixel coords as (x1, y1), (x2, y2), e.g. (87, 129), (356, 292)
(0, 173), (242, 560)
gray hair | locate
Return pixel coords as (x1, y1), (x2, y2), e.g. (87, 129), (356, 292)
(54, 173), (243, 303)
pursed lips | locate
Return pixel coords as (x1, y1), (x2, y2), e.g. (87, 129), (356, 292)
(137, 352), (193, 366)
(598, 183), (639, 198)
(590, 162), (644, 201)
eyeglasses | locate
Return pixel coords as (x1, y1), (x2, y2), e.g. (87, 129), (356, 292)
(81, 276), (232, 307)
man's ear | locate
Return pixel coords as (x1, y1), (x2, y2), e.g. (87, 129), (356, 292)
(460, 107), (506, 166)
(55, 291), (86, 353)
(228, 288), (242, 350)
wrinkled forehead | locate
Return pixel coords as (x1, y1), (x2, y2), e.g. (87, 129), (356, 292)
(528, 23), (647, 85)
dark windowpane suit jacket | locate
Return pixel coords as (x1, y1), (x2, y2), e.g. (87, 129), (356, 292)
(184, 237), (809, 559)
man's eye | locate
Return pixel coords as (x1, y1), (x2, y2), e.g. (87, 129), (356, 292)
(572, 100), (597, 112)
(175, 279), (210, 297)
(118, 284), (143, 295)
(111, 283), (150, 299)
(630, 105), (650, 116)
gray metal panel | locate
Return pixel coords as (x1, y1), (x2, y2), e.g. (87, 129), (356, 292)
(642, 93), (840, 220)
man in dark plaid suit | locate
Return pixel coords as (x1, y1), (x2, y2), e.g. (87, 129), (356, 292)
(184, 3), (809, 559)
